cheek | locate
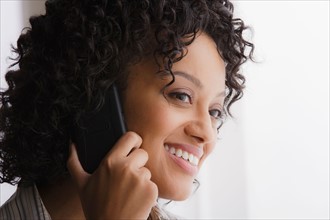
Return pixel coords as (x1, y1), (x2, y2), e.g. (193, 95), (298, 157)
(199, 141), (216, 166)
(123, 94), (173, 139)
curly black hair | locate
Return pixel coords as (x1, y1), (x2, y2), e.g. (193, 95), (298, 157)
(0, 0), (254, 186)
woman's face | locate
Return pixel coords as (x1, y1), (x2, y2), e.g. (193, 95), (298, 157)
(123, 33), (226, 200)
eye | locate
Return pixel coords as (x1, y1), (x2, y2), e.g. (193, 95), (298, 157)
(209, 109), (222, 119)
(209, 109), (226, 129)
(169, 92), (192, 104)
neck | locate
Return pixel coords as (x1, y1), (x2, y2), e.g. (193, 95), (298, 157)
(37, 177), (85, 220)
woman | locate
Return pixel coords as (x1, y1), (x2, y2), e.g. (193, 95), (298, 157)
(0, 0), (254, 219)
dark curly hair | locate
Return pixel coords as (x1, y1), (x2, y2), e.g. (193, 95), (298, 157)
(0, 0), (254, 186)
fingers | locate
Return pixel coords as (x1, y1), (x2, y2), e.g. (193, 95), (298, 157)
(126, 148), (149, 169)
(139, 167), (152, 180)
(67, 143), (90, 189)
(67, 132), (158, 219)
(108, 131), (143, 158)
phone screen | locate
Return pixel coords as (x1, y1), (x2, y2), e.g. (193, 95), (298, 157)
(71, 84), (126, 173)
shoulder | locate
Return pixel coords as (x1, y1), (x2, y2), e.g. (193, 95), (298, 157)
(0, 185), (51, 220)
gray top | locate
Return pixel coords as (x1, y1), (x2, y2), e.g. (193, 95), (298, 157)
(0, 185), (178, 220)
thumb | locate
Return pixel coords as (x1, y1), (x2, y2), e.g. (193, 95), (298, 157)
(67, 143), (90, 189)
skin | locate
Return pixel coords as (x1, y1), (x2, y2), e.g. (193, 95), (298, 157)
(123, 32), (226, 200)
(42, 32), (226, 219)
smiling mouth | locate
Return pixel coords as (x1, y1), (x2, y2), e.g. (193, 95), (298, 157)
(164, 144), (200, 166)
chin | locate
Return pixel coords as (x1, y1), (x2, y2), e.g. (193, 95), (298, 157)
(158, 180), (195, 201)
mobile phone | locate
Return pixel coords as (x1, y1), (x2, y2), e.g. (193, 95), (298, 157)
(71, 84), (126, 173)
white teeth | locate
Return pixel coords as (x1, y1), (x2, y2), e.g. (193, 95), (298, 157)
(175, 149), (182, 157)
(188, 154), (194, 163)
(193, 157), (199, 166)
(164, 144), (200, 166)
(182, 151), (189, 160)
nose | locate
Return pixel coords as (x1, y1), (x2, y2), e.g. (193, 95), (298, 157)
(184, 110), (216, 144)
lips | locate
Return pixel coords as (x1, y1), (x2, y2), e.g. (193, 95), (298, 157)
(164, 143), (203, 176)
(165, 144), (200, 166)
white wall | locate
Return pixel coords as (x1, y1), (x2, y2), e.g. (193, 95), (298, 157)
(235, 1), (329, 219)
(1, 1), (329, 219)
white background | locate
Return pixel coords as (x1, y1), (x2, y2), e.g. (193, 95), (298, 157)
(1, 1), (329, 219)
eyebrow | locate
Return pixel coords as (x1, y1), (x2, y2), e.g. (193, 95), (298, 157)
(173, 71), (226, 97)
(217, 90), (226, 97)
(173, 71), (203, 88)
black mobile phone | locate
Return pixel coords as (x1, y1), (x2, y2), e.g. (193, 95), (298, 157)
(71, 84), (126, 173)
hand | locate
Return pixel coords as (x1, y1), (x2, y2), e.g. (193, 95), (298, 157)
(67, 131), (158, 220)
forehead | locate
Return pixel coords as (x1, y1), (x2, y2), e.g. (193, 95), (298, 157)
(171, 33), (226, 91)
(126, 33), (226, 91)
